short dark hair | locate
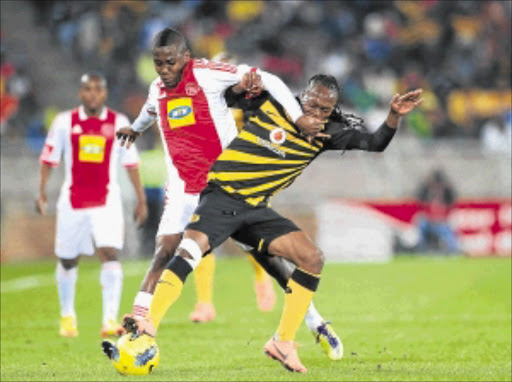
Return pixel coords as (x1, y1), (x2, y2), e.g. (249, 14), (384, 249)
(307, 74), (340, 99)
(80, 72), (107, 88)
(153, 27), (189, 53)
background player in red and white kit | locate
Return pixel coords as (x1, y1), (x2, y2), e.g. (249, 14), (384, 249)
(116, 28), (325, 324)
(36, 73), (148, 338)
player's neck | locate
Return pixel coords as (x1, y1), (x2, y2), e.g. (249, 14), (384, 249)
(84, 106), (104, 118)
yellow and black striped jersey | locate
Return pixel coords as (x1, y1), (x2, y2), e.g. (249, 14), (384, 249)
(209, 90), (396, 207)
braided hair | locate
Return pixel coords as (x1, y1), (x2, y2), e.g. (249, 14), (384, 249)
(307, 74), (366, 132)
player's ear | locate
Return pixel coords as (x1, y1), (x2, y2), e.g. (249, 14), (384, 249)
(183, 50), (191, 62)
(299, 91), (307, 104)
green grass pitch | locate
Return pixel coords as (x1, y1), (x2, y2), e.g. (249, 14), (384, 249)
(1, 256), (511, 381)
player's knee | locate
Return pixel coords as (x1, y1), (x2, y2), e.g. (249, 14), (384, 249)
(175, 238), (204, 270)
(98, 247), (119, 262)
(300, 247), (324, 274)
(60, 258), (78, 270)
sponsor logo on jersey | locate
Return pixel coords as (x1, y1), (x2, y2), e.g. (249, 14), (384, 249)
(256, 137), (286, 158)
(169, 106), (192, 119)
(185, 82), (199, 96)
(79, 135), (106, 163)
(269, 128), (287, 145)
(72, 125), (82, 134)
(167, 98), (196, 129)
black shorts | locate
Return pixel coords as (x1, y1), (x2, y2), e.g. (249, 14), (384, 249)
(186, 184), (300, 253)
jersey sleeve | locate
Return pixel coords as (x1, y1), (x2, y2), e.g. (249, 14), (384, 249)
(193, 59), (251, 91)
(224, 86), (269, 111)
(325, 122), (396, 152)
(132, 80), (159, 133)
(39, 112), (68, 167)
(116, 113), (140, 167)
(194, 59), (303, 123)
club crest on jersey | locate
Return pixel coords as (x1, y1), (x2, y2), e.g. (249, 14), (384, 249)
(190, 214), (200, 223)
(72, 125), (82, 134)
(269, 128), (287, 145)
(185, 82), (199, 96)
(101, 123), (115, 137)
(167, 98), (196, 129)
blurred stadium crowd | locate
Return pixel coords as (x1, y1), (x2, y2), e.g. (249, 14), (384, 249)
(1, 0), (511, 154)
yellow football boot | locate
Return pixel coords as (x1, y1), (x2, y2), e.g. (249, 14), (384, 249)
(59, 316), (78, 338)
(101, 319), (124, 338)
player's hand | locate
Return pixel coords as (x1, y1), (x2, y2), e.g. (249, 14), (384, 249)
(122, 314), (156, 337)
(134, 200), (148, 227)
(306, 132), (331, 143)
(116, 127), (140, 149)
(390, 89), (424, 116)
(296, 115), (326, 137)
(36, 194), (48, 215)
(233, 70), (263, 96)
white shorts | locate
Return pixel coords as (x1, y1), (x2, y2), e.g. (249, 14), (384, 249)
(156, 189), (200, 237)
(55, 190), (124, 259)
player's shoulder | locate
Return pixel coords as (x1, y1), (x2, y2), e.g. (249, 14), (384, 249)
(149, 77), (161, 88)
(50, 108), (75, 129)
(144, 77), (163, 101)
(105, 107), (127, 119)
(192, 57), (238, 74)
(106, 108), (129, 123)
(147, 77), (163, 94)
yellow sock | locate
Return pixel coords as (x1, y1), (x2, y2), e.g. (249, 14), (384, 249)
(194, 253), (215, 304)
(148, 269), (184, 329)
(248, 255), (270, 283)
(277, 268), (319, 342)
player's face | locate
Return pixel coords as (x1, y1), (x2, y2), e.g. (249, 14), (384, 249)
(79, 79), (107, 114)
(153, 45), (191, 88)
(301, 85), (337, 121)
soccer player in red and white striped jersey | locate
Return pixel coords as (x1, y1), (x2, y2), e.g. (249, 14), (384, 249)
(37, 73), (148, 338)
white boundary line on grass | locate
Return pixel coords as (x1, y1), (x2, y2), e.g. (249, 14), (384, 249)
(1, 265), (145, 293)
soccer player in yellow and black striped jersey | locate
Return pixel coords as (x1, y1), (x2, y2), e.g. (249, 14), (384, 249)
(190, 51), (277, 324)
(126, 74), (423, 373)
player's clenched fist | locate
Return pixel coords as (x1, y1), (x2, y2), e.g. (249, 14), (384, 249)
(116, 127), (140, 148)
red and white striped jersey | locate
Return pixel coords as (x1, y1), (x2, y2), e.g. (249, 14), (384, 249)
(133, 59), (303, 194)
(40, 106), (139, 209)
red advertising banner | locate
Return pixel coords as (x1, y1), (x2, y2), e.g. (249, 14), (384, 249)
(360, 199), (511, 256)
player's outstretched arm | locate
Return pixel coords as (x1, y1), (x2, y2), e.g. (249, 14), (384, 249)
(327, 89), (423, 152)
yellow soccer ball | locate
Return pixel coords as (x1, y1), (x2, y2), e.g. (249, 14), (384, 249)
(102, 333), (160, 376)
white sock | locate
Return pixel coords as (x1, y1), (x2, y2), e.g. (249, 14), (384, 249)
(132, 291), (153, 319)
(56, 262), (78, 318)
(100, 261), (123, 324)
(304, 301), (324, 331)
